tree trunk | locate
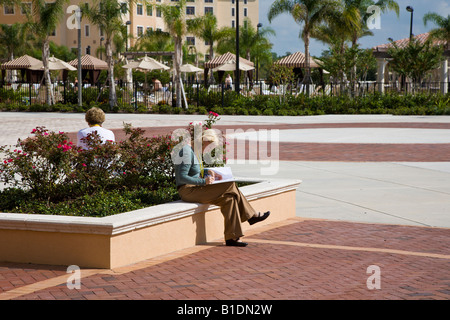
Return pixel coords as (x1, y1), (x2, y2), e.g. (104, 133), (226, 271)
(106, 39), (116, 110)
(209, 44), (214, 84)
(304, 33), (311, 96)
(42, 40), (54, 105)
(174, 36), (183, 109)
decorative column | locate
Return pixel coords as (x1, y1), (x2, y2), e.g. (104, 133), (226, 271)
(376, 58), (388, 94)
(440, 58), (448, 95)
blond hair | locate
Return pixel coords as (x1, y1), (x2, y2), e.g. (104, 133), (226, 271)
(85, 107), (105, 126)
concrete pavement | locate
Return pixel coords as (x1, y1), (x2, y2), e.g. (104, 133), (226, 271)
(0, 112), (449, 301)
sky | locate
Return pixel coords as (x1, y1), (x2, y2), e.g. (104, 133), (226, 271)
(258, 0), (450, 58)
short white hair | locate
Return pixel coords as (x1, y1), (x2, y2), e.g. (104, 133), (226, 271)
(202, 129), (219, 143)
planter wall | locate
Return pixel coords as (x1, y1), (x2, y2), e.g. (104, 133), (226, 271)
(0, 178), (301, 269)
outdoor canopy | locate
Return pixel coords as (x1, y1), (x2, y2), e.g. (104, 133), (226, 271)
(0, 54), (44, 82)
(69, 54), (108, 85)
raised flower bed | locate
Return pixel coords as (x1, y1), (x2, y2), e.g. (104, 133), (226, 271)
(0, 177), (300, 268)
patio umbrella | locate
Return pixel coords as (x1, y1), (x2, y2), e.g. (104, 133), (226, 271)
(122, 56), (170, 104)
(180, 63), (203, 73)
(212, 59), (254, 72)
(122, 55), (170, 72)
(29, 56), (76, 71)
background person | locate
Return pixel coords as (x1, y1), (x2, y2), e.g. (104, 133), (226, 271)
(77, 107), (115, 150)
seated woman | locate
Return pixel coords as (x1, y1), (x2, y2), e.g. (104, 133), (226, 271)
(174, 129), (270, 247)
(77, 107), (115, 150)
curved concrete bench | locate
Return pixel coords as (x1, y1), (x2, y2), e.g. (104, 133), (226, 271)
(0, 178), (301, 269)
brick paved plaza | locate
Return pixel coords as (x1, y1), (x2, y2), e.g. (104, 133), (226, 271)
(0, 113), (449, 305)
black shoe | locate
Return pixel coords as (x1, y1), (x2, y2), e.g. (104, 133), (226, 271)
(225, 238), (248, 247)
(248, 211), (270, 225)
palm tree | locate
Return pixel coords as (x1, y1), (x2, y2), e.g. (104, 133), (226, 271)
(27, 0), (68, 105)
(82, 0), (129, 109)
(0, 22), (30, 62)
(157, 0), (188, 108)
(423, 13), (450, 49)
(187, 13), (234, 64)
(268, 0), (338, 94)
(350, 0), (399, 47)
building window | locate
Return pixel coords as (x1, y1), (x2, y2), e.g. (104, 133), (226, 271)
(4, 5), (14, 14)
(85, 25), (90, 37)
(186, 6), (195, 15)
(147, 26), (153, 33)
(231, 7), (234, 17)
(205, 40), (210, 45)
(244, 8), (247, 17)
(137, 26), (144, 37)
(204, 7), (213, 14)
(86, 46), (91, 55)
(147, 5), (152, 16)
(120, 3), (127, 14)
(231, 20), (235, 28)
(243, 20), (248, 29)
(244, 0), (247, 4)
(205, 0), (213, 2)
(50, 29), (56, 37)
(186, 37), (195, 46)
(156, 8), (161, 17)
(137, 4), (143, 15)
(231, 0), (235, 4)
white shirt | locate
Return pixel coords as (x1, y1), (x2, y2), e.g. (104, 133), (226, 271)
(77, 126), (115, 150)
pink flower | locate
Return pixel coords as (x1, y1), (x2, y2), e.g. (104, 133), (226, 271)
(82, 163), (87, 167)
(31, 129), (37, 134)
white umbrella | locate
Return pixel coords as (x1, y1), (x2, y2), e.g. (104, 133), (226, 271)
(212, 59), (254, 72)
(122, 55), (170, 71)
(29, 56), (76, 71)
(180, 63), (203, 73)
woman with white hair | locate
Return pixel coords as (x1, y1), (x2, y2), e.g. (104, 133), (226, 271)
(174, 128), (270, 247)
(77, 107), (115, 150)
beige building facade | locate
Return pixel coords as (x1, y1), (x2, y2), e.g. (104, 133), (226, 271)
(1, 0), (259, 64)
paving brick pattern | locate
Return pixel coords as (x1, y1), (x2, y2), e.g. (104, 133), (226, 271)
(2, 219), (449, 300)
(1, 120), (449, 301)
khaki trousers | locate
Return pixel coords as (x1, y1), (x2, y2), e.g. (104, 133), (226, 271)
(178, 181), (256, 240)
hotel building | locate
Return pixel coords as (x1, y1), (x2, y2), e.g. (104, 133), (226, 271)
(0, 0), (259, 63)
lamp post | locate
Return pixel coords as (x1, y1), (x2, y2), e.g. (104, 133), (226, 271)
(125, 20), (131, 51)
(406, 6), (414, 41)
(256, 23), (262, 83)
(100, 37), (104, 60)
(235, 0), (240, 93)
(76, 7), (82, 107)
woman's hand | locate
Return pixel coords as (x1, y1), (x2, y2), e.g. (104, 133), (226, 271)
(205, 176), (215, 185)
(209, 170), (222, 181)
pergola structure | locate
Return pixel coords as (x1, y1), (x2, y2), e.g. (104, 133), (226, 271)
(0, 55), (44, 83)
(274, 51), (325, 91)
(204, 52), (254, 84)
(372, 32), (449, 94)
(68, 54), (108, 85)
